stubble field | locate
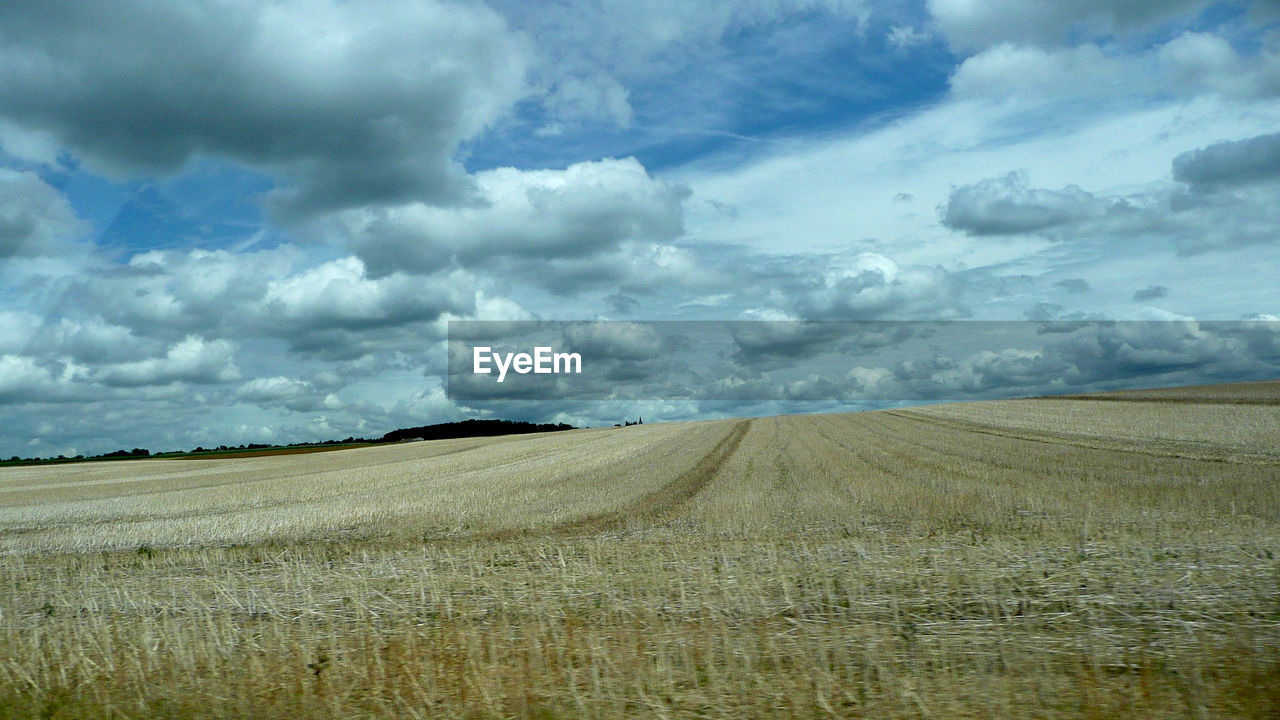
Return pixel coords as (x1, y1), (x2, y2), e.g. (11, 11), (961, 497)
(2, 381), (1279, 718)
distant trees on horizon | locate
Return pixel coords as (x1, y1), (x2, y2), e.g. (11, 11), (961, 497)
(2, 418), (581, 465)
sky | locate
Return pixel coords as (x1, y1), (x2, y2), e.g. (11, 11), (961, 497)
(1, 0), (1278, 457)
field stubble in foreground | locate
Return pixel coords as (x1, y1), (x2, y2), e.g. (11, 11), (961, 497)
(1, 384), (1279, 718)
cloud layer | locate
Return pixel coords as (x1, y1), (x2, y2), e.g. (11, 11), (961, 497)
(1, 0), (1278, 456)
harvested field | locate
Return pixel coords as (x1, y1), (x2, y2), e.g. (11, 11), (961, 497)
(2, 382), (1278, 718)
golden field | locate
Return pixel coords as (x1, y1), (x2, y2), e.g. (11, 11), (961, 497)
(1, 382), (1278, 718)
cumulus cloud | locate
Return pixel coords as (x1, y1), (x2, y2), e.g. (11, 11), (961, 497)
(67, 248), (297, 333)
(940, 171), (1109, 236)
(0, 354), (69, 404)
(25, 318), (156, 365)
(846, 321), (1270, 402)
(236, 376), (339, 413)
(0, 169), (86, 257)
(1158, 32), (1280, 99)
(927, 0), (1211, 51)
(0, 1), (529, 215)
(939, 134), (1280, 254)
(562, 322), (666, 361)
(92, 335), (240, 387)
(782, 252), (966, 320)
(343, 157), (689, 277)
(1172, 132), (1280, 190)
(263, 258), (474, 333)
(945, 29), (1279, 104)
(949, 43), (1123, 100)
(597, 247), (975, 323)
(63, 248), (477, 354)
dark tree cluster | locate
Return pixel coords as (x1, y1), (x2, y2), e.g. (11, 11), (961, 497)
(98, 448), (151, 458)
(381, 419), (574, 444)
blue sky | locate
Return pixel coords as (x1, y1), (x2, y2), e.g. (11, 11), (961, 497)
(1, 0), (1278, 457)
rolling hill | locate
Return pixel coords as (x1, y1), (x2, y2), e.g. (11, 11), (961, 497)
(1, 382), (1278, 718)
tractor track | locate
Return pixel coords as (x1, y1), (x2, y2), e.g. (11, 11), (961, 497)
(478, 418), (753, 540)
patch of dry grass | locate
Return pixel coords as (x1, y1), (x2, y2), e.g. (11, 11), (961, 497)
(2, 383), (1278, 718)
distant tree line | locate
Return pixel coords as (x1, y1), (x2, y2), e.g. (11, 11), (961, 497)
(98, 448), (151, 458)
(380, 419), (574, 443)
(1, 419), (578, 466)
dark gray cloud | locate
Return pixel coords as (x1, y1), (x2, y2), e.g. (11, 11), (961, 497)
(729, 322), (917, 369)
(0, 169), (85, 257)
(1133, 285), (1168, 301)
(940, 171), (1108, 236)
(1172, 132), (1280, 191)
(1054, 278), (1090, 294)
(0, 1), (528, 216)
(1023, 303), (1108, 324)
(941, 145), (1280, 254)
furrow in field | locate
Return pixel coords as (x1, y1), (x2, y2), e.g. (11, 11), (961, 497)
(542, 418), (753, 535)
(892, 400), (1280, 465)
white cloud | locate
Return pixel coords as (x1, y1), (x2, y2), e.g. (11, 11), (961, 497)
(62, 247), (476, 354)
(888, 25), (931, 49)
(926, 0), (1211, 51)
(73, 247), (297, 331)
(0, 1), (530, 215)
(542, 73), (635, 129)
(935, 130), (1280, 256)
(344, 157), (689, 277)
(0, 354), (66, 403)
(92, 336), (240, 387)
(678, 92), (1280, 262)
(26, 317), (155, 364)
(950, 33), (1280, 103)
(0, 310), (40, 354)
(949, 44), (1124, 101)
(236, 376), (339, 413)
(782, 252), (966, 320)
(263, 257), (475, 330)
(1159, 31), (1280, 99)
